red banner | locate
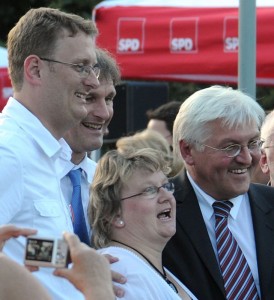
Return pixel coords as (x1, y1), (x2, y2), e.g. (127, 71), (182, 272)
(0, 67), (12, 112)
(94, 4), (274, 86)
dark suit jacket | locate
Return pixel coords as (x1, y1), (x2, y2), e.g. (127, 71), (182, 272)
(163, 172), (274, 300)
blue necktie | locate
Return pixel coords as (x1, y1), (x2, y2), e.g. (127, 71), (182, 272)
(213, 201), (259, 300)
(68, 169), (90, 245)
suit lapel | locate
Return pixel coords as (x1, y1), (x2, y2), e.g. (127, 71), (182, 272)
(176, 173), (226, 296)
(248, 184), (274, 299)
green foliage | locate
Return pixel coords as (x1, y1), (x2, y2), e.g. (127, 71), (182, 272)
(257, 86), (274, 111)
(169, 82), (211, 102)
(0, 0), (102, 44)
(169, 81), (274, 111)
(49, 0), (97, 18)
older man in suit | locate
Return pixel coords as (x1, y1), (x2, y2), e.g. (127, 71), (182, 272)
(163, 85), (274, 300)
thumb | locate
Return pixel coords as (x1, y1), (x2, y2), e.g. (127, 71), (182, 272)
(53, 268), (71, 280)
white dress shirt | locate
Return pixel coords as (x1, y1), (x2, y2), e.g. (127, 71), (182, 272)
(187, 171), (261, 297)
(0, 98), (84, 300)
(56, 145), (97, 238)
(98, 246), (198, 300)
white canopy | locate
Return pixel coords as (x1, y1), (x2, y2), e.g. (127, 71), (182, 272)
(95, 0), (274, 8)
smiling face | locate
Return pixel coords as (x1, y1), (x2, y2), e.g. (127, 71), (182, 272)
(181, 119), (261, 200)
(64, 77), (116, 164)
(39, 31), (99, 137)
(117, 169), (176, 248)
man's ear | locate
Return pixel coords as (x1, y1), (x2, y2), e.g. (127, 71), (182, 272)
(259, 151), (270, 174)
(179, 140), (195, 166)
(24, 55), (43, 85)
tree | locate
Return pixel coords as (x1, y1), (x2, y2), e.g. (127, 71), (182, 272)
(0, 0), (101, 46)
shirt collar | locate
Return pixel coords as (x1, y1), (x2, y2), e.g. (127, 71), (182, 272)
(3, 97), (61, 158)
(75, 155), (95, 183)
(187, 171), (244, 220)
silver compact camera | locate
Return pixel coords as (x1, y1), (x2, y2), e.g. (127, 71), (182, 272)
(25, 236), (69, 268)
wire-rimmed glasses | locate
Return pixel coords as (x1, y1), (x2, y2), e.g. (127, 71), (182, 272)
(121, 182), (175, 201)
(39, 57), (100, 79)
(201, 140), (263, 158)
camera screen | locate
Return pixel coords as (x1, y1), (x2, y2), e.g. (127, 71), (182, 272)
(26, 238), (54, 262)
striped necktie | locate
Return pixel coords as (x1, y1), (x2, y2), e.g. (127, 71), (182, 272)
(68, 169), (90, 245)
(213, 201), (259, 300)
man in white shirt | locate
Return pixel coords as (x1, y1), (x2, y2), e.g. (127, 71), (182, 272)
(0, 7), (100, 300)
(57, 48), (121, 242)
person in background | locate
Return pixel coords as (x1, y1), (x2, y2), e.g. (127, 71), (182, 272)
(163, 85), (274, 300)
(116, 128), (183, 180)
(146, 101), (184, 194)
(57, 47), (121, 244)
(116, 128), (173, 168)
(0, 226), (114, 300)
(89, 148), (197, 300)
(0, 7), (99, 300)
(250, 160), (269, 184)
(147, 101), (182, 148)
(259, 109), (274, 186)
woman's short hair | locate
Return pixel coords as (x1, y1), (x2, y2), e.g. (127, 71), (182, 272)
(89, 147), (170, 248)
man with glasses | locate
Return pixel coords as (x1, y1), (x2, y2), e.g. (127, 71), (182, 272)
(0, 7), (99, 300)
(260, 110), (274, 186)
(163, 85), (274, 300)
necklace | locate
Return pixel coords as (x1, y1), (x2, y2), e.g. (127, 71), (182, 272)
(112, 239), (178, 294)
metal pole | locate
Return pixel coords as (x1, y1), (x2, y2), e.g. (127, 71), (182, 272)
(238, 0), (256, 98)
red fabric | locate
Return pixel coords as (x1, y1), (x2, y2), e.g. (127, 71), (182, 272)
(0, 67), (12, 112)
(94, 6), (274, 85)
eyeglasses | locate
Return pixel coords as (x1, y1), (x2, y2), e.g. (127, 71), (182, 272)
(121, 182), (175, 201)
(40, 57), (100, 79)
(201, 140), (263, 158)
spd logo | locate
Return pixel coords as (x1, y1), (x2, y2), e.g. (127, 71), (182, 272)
(223, 17), (238, 52)
(170, 18), (198, 53)
(117, 18), (145, 54)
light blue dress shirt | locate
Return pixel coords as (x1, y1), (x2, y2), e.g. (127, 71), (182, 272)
(187, 171), (261, 297)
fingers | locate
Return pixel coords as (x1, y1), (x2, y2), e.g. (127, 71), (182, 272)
(62, 231), (81, 249)
(0, 225), (37, 251)
(111, 269), (126, 298)
(104, 254), (126, 298)
(111, 269), (127, 284)
(104, 253), (119, 264)
(113, 285), (125, 298)
(111, 271), (126, 298)
(25, 265), (39, 272)
(0, 225), (37, 239)
(53, 267), (70, 280)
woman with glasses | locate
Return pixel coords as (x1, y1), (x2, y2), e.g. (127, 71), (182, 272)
(88, 148), (197, 300)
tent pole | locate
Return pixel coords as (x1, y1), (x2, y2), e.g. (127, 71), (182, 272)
(238, 0), (256, 99)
